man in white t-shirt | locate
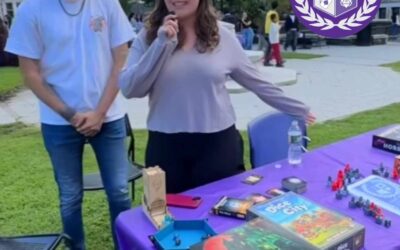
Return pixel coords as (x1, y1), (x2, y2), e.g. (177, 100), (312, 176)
(5, 0), (134, 249)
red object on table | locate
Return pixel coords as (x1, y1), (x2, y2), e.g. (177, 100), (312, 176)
(166, 194), (202, 209)
(392, 167), (399, 180)
(393, 156), (400, 180)
(331, 181), (338, 191)
(376, 207), (383, 217)
(337, 179), (343, 190)
(344, 164), (351, 174)
(337, 170), (344, 180)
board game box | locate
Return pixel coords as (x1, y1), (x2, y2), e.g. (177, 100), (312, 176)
(211, 196), (254, 219)
(247, 192), (365, 250)
(190, 217), (316, 250)
(372, 125), (400, 154)
(347, 175), (400, 216)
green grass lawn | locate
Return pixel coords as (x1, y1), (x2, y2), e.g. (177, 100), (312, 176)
(282, 52), (326, 60)
(1, 103), (400, 249)
(381, 61), (400, 73)
(0, 67), (23, 101)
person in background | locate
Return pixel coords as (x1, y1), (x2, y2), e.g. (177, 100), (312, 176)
(397, 14), (400, 37)
(0, 18), (9, 66)
(135, 14), (145, 33)
(269, 13), (284, 67)
(241, 11), (254, 50)
(0, 17), (8, 31)
(1, 17), (18, 66)
(216, 10), (224, 20)
(284, 10), (299, 52)
(4, 14), (11, 28)
(391, 12), (400, 38)
(256, 5), (267, 51)
(264, 1), (279, 66)
(129, 12), (137, 29)
(119, 0), (315, 193)
(222, 9), (241, 32)
(5, 0), (134, 249)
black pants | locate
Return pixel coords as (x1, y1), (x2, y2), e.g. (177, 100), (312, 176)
(285, 30), (298, 52)
(145, 125), (245, 193)
(264, 34), (272, 64)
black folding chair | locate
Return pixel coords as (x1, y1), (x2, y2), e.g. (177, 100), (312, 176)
(0, 233), (70, 250)
(83, 114), (143, 201)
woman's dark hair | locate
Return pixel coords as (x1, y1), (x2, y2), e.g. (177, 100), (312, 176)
(270, 13), (278, 22)
(145, 0), (220, 53)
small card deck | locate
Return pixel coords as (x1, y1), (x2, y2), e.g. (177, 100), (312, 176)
(242, 174), (263, 185)
(246, 193), (271, 204)
(266, 188), (287, 197)
(281, 176), (307, 194)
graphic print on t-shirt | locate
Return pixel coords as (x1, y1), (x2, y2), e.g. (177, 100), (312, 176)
(90, 16), (106, 32)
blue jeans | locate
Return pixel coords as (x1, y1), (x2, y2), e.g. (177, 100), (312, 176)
(242, 28), (255, 50)
(41, 118), (131, 250)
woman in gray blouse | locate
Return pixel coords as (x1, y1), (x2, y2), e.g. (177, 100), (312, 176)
(119, 0), (315, 193)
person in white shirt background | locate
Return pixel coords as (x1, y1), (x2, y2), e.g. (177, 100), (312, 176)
(5, 0), (134, 249)
(268, 13), (284, 67)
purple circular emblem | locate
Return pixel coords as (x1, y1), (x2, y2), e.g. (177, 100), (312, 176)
(290, 0), (382, 38)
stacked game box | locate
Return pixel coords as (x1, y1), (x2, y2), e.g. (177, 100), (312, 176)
(247, 192), (365, 250)
(372, 125), (400, 154)
(190, 217), (316, 250)
(211, 196), (254, 219)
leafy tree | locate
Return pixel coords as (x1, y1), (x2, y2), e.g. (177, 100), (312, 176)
(119, 0), (130, 14)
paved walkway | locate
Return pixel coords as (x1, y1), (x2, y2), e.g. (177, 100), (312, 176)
(1, 43), (400, 129)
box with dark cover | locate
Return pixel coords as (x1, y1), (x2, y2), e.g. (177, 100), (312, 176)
(372, 125), (400, 154)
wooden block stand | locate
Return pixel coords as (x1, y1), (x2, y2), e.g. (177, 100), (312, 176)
(142, 166), (171, 229)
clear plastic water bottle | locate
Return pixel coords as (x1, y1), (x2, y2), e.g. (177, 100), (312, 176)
(288, 120), (303, 165)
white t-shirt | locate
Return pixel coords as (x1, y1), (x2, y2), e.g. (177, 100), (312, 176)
(269, 23), (280, 44)
(290, 14), (295, 23)
(5, 0), (134, 125)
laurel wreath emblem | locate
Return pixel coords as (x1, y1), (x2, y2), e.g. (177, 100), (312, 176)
(294, 0), (379, 31)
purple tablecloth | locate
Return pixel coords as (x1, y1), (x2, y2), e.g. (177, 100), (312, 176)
(116, 126), (400, 250)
